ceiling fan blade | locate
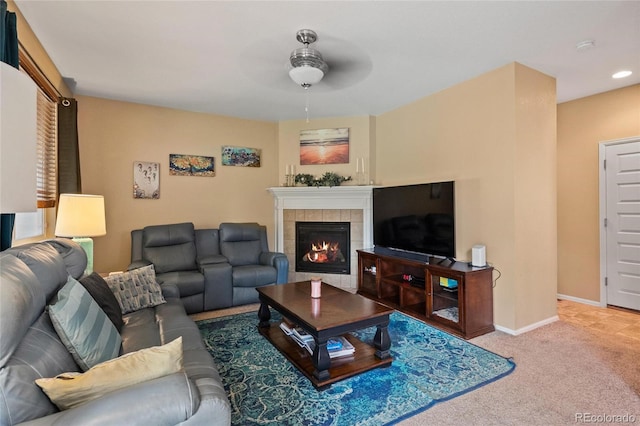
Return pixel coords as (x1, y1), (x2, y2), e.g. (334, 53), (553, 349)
(320, 57), (373, 90)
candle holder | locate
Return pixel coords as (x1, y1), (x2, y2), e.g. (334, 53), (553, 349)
(283, 165), (297, 186)
(355, 157), (368, 185)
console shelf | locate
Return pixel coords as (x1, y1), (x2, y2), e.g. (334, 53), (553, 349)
(357, 249), (494, 339)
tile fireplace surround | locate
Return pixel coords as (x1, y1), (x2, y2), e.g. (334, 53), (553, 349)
(267, 186), (375, 291)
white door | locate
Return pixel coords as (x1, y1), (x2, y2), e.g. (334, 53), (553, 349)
(603, 138), (640, 310)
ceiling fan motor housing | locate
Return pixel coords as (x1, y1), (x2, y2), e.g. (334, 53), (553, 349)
(290, 47), (329, 74)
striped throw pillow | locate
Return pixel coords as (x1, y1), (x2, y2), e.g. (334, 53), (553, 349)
(49, 276), (122, 371)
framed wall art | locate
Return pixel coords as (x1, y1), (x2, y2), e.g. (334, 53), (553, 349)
(221, 146), (261, 167)
(169, 154), (215, 177)
(300, 127), (349, 165)
(133, 161), (160, 199)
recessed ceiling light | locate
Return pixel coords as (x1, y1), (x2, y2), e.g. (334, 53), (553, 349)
(612, 70), (633, 79)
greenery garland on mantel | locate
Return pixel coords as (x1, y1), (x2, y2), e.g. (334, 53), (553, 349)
(294, 172), (352, 187)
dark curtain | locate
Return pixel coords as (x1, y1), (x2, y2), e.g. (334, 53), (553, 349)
(57, 98), (82, 194)
(1, 0), (19, 251)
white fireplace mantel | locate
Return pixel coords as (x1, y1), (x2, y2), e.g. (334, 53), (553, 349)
(267, 186), (376, 253)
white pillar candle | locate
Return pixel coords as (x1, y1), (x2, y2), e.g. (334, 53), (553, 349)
(311, 277), (322, 298)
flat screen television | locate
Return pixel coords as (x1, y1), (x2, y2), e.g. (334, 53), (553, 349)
(373, 181), (455, 259)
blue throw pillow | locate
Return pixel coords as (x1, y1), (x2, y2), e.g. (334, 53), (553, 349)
(49, 276), (122, 371)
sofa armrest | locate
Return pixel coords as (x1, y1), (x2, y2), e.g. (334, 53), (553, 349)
(197, 254), (228, 269)
(201, 262), (233, 311)
(20, 373), (199, 426)
(259, 251), (278, 266)
(161, 282), (181, 299)
(259, 252), (289, 284)
(180, 377), (231, 426)
(127, 259), (152, 271)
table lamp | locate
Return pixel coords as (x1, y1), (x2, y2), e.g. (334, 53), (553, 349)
(55, 194), (106, 275)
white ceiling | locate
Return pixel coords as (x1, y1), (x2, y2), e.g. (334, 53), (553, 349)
(14, 1), (640, 122)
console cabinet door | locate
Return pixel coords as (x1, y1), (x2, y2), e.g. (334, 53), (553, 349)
(426, 269), (464, 333)
(358, 252), (379, 297)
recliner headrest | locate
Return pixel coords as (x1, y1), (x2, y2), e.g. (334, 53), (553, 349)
(219, 223), (262, 243)
(4, 239), (86, 300)
(143, 222), (195, 247)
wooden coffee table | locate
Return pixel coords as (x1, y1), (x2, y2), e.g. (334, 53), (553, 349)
(257, 281), (393, 389)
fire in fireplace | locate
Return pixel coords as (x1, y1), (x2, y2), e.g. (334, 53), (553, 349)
(296, 222), (350, 275)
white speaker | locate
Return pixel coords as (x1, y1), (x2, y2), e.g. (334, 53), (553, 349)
(471, 245), (486, 267)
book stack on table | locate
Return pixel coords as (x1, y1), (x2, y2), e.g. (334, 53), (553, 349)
(279, 321), (355, 358)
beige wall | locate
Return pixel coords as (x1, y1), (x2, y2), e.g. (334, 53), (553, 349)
(557, 84), (640, 302)
(513, 64), (558, 327)
(375, 63), (557, 330)
(77, 96), (278, 272)
(77, 66), (558, 330)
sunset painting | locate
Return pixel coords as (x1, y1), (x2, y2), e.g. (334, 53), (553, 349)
(300, 128), (349, 165)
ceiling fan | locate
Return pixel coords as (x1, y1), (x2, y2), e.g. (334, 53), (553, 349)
(288, 29), (329, 88)
(236, 28), (371, 93)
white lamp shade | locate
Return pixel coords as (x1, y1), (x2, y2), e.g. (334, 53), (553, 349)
(0, 62), (38, 213)
(55, 194), (107, 237)
(289, 66), (325, 86)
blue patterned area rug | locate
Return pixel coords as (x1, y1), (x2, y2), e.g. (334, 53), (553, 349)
(197, 311), (515, 426)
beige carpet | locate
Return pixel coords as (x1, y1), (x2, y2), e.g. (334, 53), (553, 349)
(193, 301), (640, 425)
(400, 302), (640, 425)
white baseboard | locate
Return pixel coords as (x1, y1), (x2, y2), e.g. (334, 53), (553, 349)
(495, 295), (605, 335)
(556, 293), (603, 307)
(494, 315), (559, 336)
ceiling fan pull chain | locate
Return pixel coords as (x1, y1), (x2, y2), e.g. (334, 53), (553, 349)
(305, 87), (310, 123)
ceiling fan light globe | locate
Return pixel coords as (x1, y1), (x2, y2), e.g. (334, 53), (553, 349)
(289, 66), (325, 86)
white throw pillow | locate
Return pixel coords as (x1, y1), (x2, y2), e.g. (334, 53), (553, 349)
(36, 337), (183, 410)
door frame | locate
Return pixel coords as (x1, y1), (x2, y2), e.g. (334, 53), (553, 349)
(598, 136), (640, 308)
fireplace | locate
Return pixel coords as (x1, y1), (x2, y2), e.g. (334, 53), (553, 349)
(296, 222), (350, 275)
(268, 186), (374, 290)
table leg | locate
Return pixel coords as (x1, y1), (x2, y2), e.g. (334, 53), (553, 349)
(312, 338), (331, 381)
(373, 319), (391, 359)
(257, 301), (271, 328)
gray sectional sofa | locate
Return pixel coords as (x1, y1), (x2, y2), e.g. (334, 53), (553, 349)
(0, 239), (231, 425)
(130, 222), (289, 314)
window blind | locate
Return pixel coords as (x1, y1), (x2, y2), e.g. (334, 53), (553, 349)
(36, 88), (57, 208)
(18, 44), (59, 209)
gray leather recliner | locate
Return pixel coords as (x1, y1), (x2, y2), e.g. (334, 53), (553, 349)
(130, 222), (288, 314)
(219, 222), (289, 306)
